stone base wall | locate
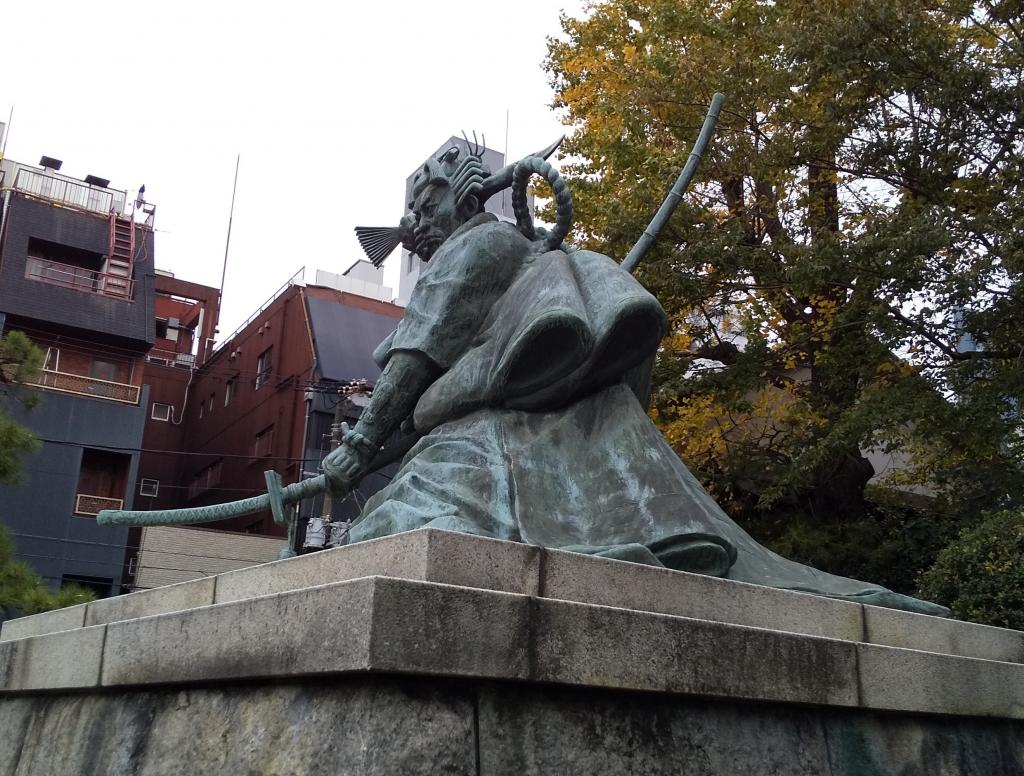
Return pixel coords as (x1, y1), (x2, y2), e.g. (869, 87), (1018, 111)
(4, 530), (1024, 775)
(3, 675), (1023, 776)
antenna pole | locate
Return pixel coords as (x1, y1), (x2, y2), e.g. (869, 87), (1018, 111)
(219, 154), (240, 297)
(1, 104), (13, 157)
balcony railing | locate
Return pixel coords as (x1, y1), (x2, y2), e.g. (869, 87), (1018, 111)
(146, 348), (196, 368)
(12, 167), (126, 216)
(75, 493), (124, 516)
(30, 368), (140, 405)
(26, 256), (134, 299)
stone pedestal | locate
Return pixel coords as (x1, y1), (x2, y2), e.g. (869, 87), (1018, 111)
(2, 529), (1024, 774)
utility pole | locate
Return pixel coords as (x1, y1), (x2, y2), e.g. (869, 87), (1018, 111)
(302, 379), (372, 552)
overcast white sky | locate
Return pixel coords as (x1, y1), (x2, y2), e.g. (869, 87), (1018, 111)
(1, 0), (585, 339)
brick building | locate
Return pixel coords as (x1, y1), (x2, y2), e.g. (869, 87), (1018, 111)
(135, 272), (219, 514)
(169, 264), (404, 542)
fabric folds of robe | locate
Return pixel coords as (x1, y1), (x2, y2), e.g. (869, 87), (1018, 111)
(412, 247), (667, 431)
(349, 384), (948, 617)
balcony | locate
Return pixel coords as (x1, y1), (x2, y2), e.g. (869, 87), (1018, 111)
(30, 368), (140, 405)
(75, 493), (124, 516)
(26, 256), (134, 299)
(146, 348), (196, 369)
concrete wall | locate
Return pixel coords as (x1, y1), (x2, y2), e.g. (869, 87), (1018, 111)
(2, 659), (1022, 776)
(134, 526), (283, 589)
(4, 530), (1024, 774)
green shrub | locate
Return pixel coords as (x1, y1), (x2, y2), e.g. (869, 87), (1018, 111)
(742, 497), (960, 597)
(919, 510), (1024, 629)
(0, 525), (96, 616)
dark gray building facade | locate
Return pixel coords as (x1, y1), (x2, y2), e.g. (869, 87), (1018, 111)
(0, 158), (155, 598)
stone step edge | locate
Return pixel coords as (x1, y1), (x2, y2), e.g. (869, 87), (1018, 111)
(1, 575), (1023, 722)
(2, 528), (1022, 666)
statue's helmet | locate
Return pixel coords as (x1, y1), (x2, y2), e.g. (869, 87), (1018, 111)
(408, 136), (491, 213)
(355, 135), (564, 267)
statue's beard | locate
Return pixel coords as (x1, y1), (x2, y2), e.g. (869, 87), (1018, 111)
(414, 228), (447, 260)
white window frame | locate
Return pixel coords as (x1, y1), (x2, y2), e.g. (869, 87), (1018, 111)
(139, 478), (160, 497)
(255, 347), (273, 389)
(151, 402), (172, 421)
(254, 426), (274, 458)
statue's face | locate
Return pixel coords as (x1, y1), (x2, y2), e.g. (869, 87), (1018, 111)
(410, 182), (467, 260)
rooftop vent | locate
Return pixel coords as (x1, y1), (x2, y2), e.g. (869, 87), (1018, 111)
(84, 174), (110, 188)
(39, 156), (63, 170)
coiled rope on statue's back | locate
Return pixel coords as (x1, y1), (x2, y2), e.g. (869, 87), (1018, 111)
(511, 155), (575, 252)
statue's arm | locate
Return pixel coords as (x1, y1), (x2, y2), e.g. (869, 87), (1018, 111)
(322, 351), (438, 490)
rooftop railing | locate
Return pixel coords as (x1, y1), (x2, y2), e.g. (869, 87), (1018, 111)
(9, 165), (127, 216)
(211, 267), (305, 355)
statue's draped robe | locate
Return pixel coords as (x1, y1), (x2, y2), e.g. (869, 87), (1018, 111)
(352, 213), (946, 615)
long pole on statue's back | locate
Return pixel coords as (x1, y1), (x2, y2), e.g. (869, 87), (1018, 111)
(621, 93), (725, 275)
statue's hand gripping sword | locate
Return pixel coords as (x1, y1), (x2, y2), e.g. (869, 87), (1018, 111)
(98, 94), (725, 533)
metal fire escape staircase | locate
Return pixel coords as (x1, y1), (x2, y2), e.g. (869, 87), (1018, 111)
(103, 212), (135, 298)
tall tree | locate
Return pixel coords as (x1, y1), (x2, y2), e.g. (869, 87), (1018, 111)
(545, 0), (1024, 527)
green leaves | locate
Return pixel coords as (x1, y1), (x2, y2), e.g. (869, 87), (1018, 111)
(546, 0), (1024, 527)
(919, 510), (1024, 628)
(0, 526), (95, 616)
(0, 330), (43, 486)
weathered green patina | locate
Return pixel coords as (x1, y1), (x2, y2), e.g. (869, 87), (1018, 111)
(100, 97), (946, 615)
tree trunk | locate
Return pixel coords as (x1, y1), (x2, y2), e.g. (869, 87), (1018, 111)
(809, 452), (875, 521)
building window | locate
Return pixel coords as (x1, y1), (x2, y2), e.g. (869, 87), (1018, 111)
(155, 318), (180, 343)
(186, 460), (223, 500)
(187, 472), (202, 500)
(224, 376), (237, 406)
(90, 358), (120, 383)
(61, 574), (113, 599)
(75, 448), (130, 516)
(139, 479), (160, 497)
(254, 425), (274, 458)
(208, 392), (216, 414)
(151, 402), (172, 421)
(255, 347), (273, 389)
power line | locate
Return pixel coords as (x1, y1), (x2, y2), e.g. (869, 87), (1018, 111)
(32, 435), (327, 463)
